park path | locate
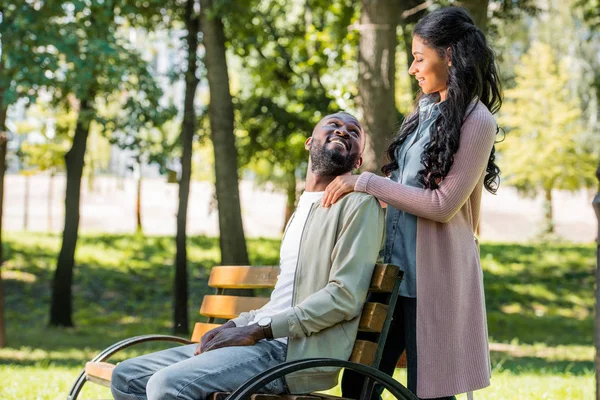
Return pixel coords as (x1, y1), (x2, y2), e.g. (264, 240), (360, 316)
(4, 174), (596, 243)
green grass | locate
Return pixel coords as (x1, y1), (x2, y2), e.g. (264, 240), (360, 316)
(0, 232), (595, 399)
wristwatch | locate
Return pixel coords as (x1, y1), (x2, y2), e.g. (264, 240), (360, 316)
(257, 317), (274, 340)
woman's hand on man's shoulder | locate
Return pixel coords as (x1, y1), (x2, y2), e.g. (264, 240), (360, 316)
(322, 175), (360, 208)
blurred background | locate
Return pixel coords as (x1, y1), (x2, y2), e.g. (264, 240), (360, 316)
(0, 0), (599, 399)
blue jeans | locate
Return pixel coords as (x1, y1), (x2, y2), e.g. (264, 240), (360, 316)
(111, 341), (288, 400)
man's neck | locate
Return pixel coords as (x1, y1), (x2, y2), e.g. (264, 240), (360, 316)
(304, 171), (349, 192)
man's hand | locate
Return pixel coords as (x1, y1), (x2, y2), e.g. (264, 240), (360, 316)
(322, 175), (360, 208)
(200, 325), (266, 353)
(195, 321), (236, 355)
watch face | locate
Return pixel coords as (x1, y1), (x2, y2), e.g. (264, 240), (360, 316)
(258, 317), (272, 327)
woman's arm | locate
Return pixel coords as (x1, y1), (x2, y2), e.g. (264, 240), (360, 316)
(356, 107), (497, 223)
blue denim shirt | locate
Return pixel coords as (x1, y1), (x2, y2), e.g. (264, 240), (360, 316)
(384, 97), (441, 297)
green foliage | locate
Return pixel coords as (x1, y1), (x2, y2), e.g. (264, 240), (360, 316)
(37, 1), (169, 133)
(227, 0), (359, 194)
(19, 141), (67, 174)
(106, 89), (178, 175)
(4, 1), (178, 178)
(498, 42), (596, 196)
(0, 1), (64, 108)
(576, 0), (600, 30)
(0, 233), (594, 399)
(16, 102), (72, 174)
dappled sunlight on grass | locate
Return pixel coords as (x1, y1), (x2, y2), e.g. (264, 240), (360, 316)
(0, 365), (113, 399)
(0, 233), (594, 399)
(480, 242), (594, 346)
(2, 270), (37, 283)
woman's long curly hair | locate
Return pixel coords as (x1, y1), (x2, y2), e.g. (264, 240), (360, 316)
(381, 7), (502, 193)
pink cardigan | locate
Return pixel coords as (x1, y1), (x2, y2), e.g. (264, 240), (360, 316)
(355, 101), (496, 398)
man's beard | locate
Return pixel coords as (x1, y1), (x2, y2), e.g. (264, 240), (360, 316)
(309, 139), (359, 176)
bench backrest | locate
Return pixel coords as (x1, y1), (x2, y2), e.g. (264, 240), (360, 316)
(191, 264), (403, 369)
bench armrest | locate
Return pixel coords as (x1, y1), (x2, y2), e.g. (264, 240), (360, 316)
(226, 358), (418, 400)
(67, 334), (193, 400)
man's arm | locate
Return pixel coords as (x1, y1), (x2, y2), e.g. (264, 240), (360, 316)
(270, 196), (385, 339)
(197, 198), (383, 351)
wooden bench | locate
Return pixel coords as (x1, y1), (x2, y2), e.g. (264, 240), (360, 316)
(69, 264), (412, 400)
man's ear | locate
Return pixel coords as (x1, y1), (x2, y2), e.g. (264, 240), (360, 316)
(355, 156), (363, 169)
(305, 137), (312, 150)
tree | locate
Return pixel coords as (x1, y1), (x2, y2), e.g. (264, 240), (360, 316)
(12, 120), (37, 230)
(20, 139), (67, 231)
(576, 0), (600, 30)
(237, 100), (315, 229)
(121, 0), (204, 334)
(499, 42), (597, 235)
(357, 0), (399, 173)
(117, 0), (205, 334)
(171, 0), (200, 334)
(200, 0), (249, 265)
(18, 102), (70, 231)
(0, 0), (64, 345)
(230, 0), (357, 227)
(0, 131), (5, 347)
(460, 0), (490, 31)
(107, 83), (177, 234)
(49, 1), (166, 327)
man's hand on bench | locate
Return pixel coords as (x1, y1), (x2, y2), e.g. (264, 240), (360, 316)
(195, 321), (236, 355)
(197, 323), (266, 354)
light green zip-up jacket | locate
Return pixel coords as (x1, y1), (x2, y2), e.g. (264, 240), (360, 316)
(231, 192), (385, 393)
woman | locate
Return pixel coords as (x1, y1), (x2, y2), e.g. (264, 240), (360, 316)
(322, 7), (502, 400)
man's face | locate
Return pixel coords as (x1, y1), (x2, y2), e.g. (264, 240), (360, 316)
(306, 112), (364, 176)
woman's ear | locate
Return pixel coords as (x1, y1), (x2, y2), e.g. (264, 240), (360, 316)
(446, 47), (452, 67)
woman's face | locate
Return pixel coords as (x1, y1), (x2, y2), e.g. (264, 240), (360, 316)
(409, 35), (450, 101)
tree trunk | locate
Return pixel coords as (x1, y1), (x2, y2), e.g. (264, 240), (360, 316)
(358, 0), (399, 173)
(282, 171), (297, 233)
(173, 0), (200, 335)
(543, 187), (555, 235)
(459, 0), (489, 32)
(136, 176), (142, 233)
(200, 0), (249, 265)
(49, 97), (94, 327)
(400, 22), (419, 96)
(136, 162), (143, 234)
(87, 157), (95, 193)
(23, 174), (29, 231)
(0, 103), (7, 347)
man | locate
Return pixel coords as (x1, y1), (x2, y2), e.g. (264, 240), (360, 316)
(111, 112), (385, 400)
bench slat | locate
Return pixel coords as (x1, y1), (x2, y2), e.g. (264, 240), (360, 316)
(349, 340), (377, 366)
(358, 302), (388, 333)
(200, 295), (270, 320)
(194, 301), (387, 341)
(209, 266), (280, 289)
(191, 322), (221, 342)
(85, 361), (115, 387)
(369, 264), (400, 293)
(206, 264), (399, 293)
